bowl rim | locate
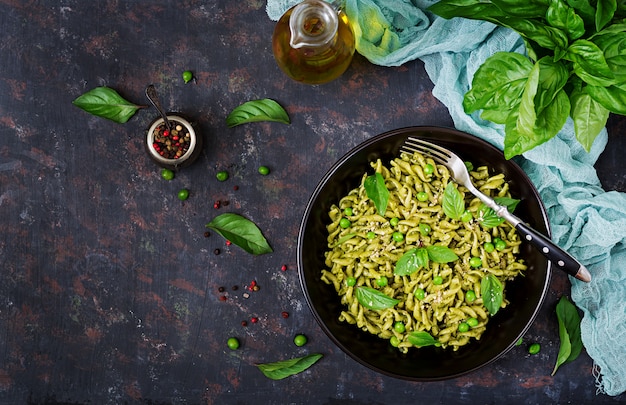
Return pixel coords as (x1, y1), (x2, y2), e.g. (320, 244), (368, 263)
(297, 125), (553, 381)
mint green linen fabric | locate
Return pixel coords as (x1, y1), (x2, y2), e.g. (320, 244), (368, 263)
(267, 0), (626, 396)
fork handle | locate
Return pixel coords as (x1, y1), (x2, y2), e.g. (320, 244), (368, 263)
(514, 222), (591, 282)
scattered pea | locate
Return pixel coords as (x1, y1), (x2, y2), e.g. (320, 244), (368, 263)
(160, 168), (175, 181)
(484, 242), (495, 253)
(469, 256), (482, 268)
(423, 163), (435, 175)
(393, 321), (406, 333)
(227, 337), (240, 350)
(465, 290), (477, 303)
(367, 231), (376, 239)
(182, 70), (193, 83)
(392, 231), (404, 242)
(390, 335), (400, 347)
(293, 334), (307, 347)
(390, 217), (399, 227)
(339, 218), (351, 228)
(417, 191), (429, 202)
(258, 165), (270, 175)
(414, 288), (425, 300)
(528, 343), (541, 355)
(216, 170), (229, 181)
(494, 238), (507, 251)
(458, 322), (470, 333)
(346, 277), (357, 287)
(344, 207), (353, 216)
(376, 276), (388, 287)
(467, 317), (479, 328)
(419, 223), (431, 236)
(177, 189), (189, 201)
(433, 276), (443, 285)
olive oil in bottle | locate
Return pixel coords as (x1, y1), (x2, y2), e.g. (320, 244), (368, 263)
(272, 0), (355, 85)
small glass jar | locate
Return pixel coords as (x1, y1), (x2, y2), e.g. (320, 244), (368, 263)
(145, 115), (202, 170)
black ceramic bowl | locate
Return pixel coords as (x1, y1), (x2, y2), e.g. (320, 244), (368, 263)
(297, 126), (552, 380)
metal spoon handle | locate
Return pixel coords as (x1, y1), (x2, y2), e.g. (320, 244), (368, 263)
(145, 84), (171, 131)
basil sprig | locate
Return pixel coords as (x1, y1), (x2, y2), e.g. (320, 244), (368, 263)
(226, 98), (290, 127)
(394, 245), (459, 276)
(72, 86), (142, 123)
(364, 172), (389, 216)
(356, 286), (399, 310)
(442, 182), (465, 220)
(481, 274), (503, 315)
(206, 213), (273, 255)
(256, 353), (323, 380)
(407, 331), (441, 348)
(477, 196), (520, 228)
(429, 0), (626, 158)
(552, 296), (583, 375)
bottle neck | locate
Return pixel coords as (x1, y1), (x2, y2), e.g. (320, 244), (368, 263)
(289, 0), (339, 49)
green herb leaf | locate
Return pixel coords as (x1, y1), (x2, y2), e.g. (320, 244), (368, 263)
(356, 286), (399, 311)
(481, 274), (503, 315)
(426, 245), (459, 263)
(226, 98), (290, 127)
(364, 172), (390, 216)
(332, 233), (356, 247)
(570, 83), (610, 151)
(596, 0), (617, 31)
(394, 247), (429, 276)
(477, 197), (521, 228)
(442, 182), (465, 220)
(206, 213), (273, 255)
(72, 87), (142, 123)
(256, 354), (323, 380)
(552, 296), (583, 375)
(407, 331), (441, 348)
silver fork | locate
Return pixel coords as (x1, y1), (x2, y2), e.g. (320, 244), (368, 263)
(401, 136), (591, 282)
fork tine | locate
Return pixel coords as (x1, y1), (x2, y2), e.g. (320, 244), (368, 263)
(401, 137), (451, 165)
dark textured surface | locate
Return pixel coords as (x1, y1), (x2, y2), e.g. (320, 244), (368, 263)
(0, 1), (625, 404)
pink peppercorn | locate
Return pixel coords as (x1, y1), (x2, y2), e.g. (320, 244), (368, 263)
(281, 265), (288, 271)
(281, 311), (289, 318)
(226, 240), (232, 246)
(251, 317), (258, 323)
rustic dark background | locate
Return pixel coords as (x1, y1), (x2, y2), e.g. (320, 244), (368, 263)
(1, 1), (625, 404)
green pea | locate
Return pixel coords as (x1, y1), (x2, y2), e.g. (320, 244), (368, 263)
(528, 343), (541, 355)
(182, 70), (193, 83)
(367, 231), (376, 239)
(433, 276), (443, 285)
(417, 191), (429, 202)
(227, 337), (240, 350)
(343, 207), (353, 216)
(390, 336), (400, 347)
(346, 277), (356, 287)
(467, 317), (479, 328)
(465, 290), (477, 303)
(393, 321), (406, 333)
(339, 218), (351, 228)
(469, 256), (482, 268)
(390, 217), (399, 227)
(414, 288), (425, 300)
(177, 189), (189, 201)
(423, 163), (435, 175)
(461, 210), (473, 223)
(392, 232), (404, 242)
(293, 334), (308, 347)
(458, 322), (470, 333)
(258, 165), (270, 175)
(419, 223), (431, 236)
(484, 242), (495, 253)
(494, 238), (507, 251)
(160, 168), (175, 181)
(216, 170), (229, 181)
(376, 276), (388, 287)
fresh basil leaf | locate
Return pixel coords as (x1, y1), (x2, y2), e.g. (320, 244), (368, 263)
(498, 17), (569, 51)
(546, 0), (585, 40)
(332, 233), (356, 248)
(72, 87), (142, 124)
(566, 40), (616, 87)
(587, 83), (626, 115)
(428, 0), (507, 21)
(226, 98), (290, 127)
(394, 248), (429, 276)
(566, 0), (597, 26)
(481, 274), (503, 316)
(516, 59), (541, 138)
(570, 83), (610, 151)
(364, 172), (389, 216)
(491, 0), (548, 18)
(257, 354), (323, 380)
(591, 28), (626, 84)
(478, 197), (521, 228)
(442, 182), (465, 220)
(596, 0), (617, 31)
(407, 331), (441, 348)
(552, 296), (582, 375)
(356, 286), (399, 311)
(206, 213), (273, 255)
(426, 245), (459, 263)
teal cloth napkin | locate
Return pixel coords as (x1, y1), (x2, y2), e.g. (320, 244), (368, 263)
(267, 0), (626, 396)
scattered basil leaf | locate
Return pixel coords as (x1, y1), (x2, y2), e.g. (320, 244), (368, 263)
(226, 98), (290, 127)
(206, 213), (273, 255)
(426, 245), (459, 263)
(256, 353), (323, 380)
(481, 274), (503, 315)
(407, 331), (441, 348)
(394, 247), (429, 276)
(356, 286), (399, 311)
(72, 86), (142, 124)
(552, 296), (583, 375)
(442, 182), (465, 220)
(364, 172), (390, 216)
(477, 197), (521, 228)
